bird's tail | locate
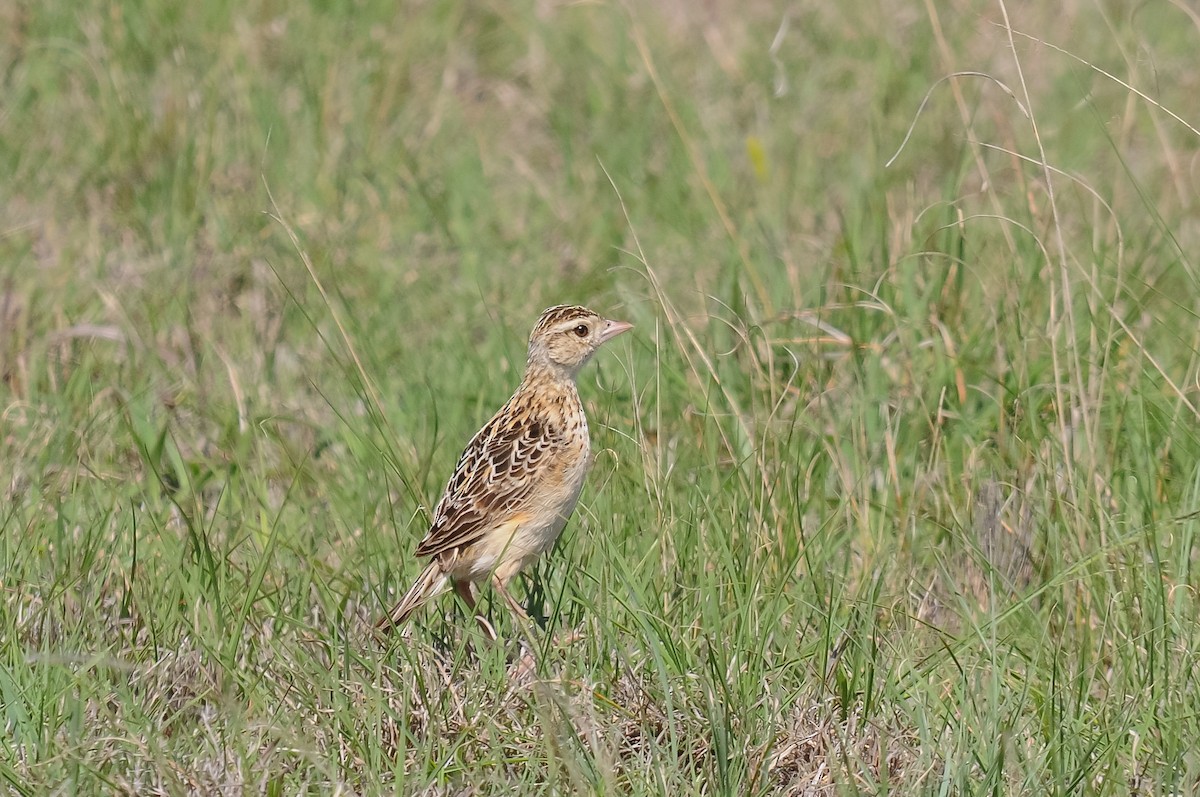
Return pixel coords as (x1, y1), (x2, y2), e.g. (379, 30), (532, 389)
(375, 562), (450, 634)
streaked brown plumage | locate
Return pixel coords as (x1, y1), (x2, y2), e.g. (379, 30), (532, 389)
(376, 305), (632, 635)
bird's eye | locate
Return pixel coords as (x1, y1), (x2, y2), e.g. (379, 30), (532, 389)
(573, 324), (589, 337)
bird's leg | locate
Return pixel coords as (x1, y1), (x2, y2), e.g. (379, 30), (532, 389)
(452, 578), (476, 611)
(490, 576), (583, 647)
(490, 575), (541, 679)
(491, 575), (533, 625)
(453, 579), (497, 643)
(495, 574), (560, 679)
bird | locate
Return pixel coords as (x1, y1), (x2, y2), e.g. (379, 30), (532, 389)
(376, 304), (632, 637)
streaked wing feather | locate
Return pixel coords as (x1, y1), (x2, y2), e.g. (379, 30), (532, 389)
(415, 402), (561, 559)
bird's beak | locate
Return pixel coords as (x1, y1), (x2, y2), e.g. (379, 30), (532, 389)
(599, 319), (634, 343)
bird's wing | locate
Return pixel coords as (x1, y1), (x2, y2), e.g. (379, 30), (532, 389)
(415, 402), (562, 559)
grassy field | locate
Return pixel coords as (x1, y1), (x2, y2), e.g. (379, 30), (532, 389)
(3, 0), (1200, 793)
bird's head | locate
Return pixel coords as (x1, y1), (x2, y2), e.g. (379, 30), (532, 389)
(526, 304), (633, 377)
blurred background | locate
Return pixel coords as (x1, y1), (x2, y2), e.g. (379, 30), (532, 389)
(3, 0), (1200, 792)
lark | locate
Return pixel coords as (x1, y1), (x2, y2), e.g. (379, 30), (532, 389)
(376, 305), (632, 637)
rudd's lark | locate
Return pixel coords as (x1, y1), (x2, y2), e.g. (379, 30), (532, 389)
(376, 305), (632, 636)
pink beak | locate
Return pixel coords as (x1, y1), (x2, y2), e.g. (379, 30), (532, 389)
(599, 319), (634, 343)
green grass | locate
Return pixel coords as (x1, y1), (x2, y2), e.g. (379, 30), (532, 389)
(3, 0), (1200, 793)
